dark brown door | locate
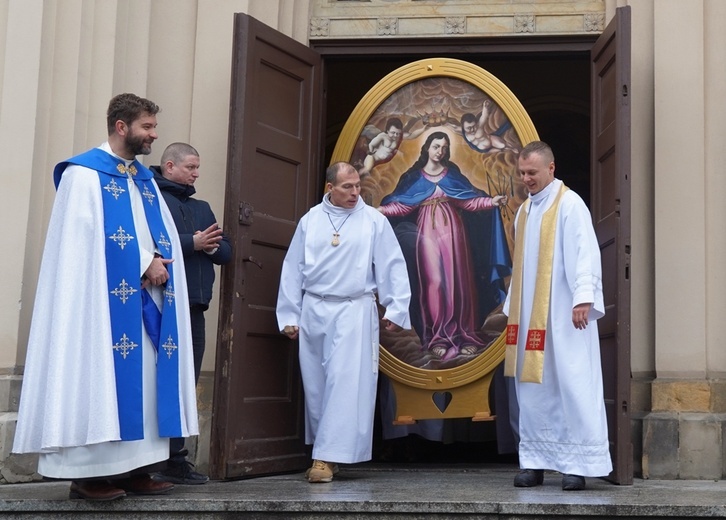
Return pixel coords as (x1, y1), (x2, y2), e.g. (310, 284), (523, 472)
(591, 6), (632, 485)
(210, 13), (323, 480)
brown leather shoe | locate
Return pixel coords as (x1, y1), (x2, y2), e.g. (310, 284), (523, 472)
(111, 474), (174, 495)
(307, 460), (335, 483)
(69, 480), (126, 501)
(304, 462), (339, 479)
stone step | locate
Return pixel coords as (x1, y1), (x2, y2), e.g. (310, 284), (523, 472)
(1, 466), (725, 519)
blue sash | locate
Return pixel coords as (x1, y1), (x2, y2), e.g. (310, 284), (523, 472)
(54, 149), (183, 440)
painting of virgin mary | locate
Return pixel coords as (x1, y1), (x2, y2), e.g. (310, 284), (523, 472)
(378, 131), (511, 361)
(352, 76), (524, 370)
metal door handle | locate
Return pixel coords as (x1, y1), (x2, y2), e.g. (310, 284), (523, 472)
(243, 256), (263, 269)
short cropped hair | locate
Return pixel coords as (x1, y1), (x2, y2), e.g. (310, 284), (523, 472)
(519, 140), (554, 163)
(106, 93), (160, 135)
(161, 142), (199, 166)
(325, 161), (356, 185)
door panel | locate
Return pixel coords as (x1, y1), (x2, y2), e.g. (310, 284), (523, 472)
(591, 5), (632, 485)
(210, 13), (322, 480)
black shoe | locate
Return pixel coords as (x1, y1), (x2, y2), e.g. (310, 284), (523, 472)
(562, 474), (586, 491)
(513, 469), (544, 487)
(155, 460), (210, 485)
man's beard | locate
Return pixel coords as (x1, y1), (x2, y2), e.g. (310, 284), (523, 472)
(125, 130), (152, 156)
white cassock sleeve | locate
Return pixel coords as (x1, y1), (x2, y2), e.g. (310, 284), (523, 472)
(561, 194), (605, 320)
(276, 217), (307, 330)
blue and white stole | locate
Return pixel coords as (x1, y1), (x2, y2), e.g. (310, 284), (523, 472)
(54, 149), (183, 440)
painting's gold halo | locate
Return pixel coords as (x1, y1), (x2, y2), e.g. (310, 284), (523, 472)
(331, 58), (538, 392)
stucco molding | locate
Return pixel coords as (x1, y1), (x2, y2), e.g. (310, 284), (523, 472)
(445, 16), (466, 35)
(377, 17), (398, 36)
(310, 17), (330, 37)
(310, 0), (606, 38)
(584, 12), (605, 32)
(514, 14), (535, 33)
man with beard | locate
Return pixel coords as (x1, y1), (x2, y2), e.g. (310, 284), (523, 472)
(13, 93), (200, 501)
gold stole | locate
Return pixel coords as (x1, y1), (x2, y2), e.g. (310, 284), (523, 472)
(504, 183), (568, 383)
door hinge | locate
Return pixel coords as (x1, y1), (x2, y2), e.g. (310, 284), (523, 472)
(239, 201), (254, 226)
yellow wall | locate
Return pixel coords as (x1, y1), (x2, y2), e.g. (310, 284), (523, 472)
(0, 0), (311, 374)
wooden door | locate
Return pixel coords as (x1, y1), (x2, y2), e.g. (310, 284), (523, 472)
(591, 5), (632, 485)
(210, 13), (323, 480)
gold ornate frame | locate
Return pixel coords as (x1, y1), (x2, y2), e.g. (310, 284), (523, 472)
(331, 58), (538, 420)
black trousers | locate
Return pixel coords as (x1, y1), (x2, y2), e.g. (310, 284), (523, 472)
(170, 306), (206, 461)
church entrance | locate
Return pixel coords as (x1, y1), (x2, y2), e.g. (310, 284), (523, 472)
(320, 47), (591, 467)
(212, 9), (631, 485)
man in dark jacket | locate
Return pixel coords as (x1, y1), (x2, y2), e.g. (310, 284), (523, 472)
(151, 142), (232, 484)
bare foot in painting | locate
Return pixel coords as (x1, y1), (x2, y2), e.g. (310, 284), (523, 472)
(430, 345), (447, 358)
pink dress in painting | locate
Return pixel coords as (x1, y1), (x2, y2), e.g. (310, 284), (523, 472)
(380, 169), (496, 360)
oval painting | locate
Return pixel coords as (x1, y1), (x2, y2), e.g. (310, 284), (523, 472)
(331, 58), (538, 388)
